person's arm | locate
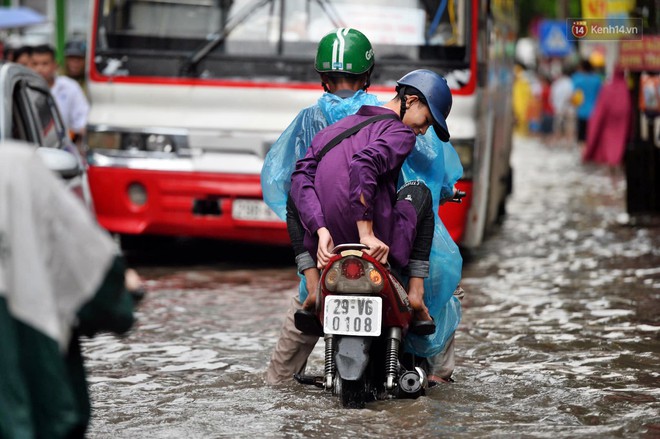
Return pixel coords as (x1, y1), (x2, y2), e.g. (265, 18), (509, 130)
(291, 145), (334, 269)
(291, 151), (324, 228)
(349, 122), (415, 261)
(407, 277), (432, 321)
(356, 217), (388, 264)
(286, 193), (323, 310)
(349, 122), (415, 222)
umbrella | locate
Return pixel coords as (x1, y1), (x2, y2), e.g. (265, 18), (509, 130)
(0, 6), (46, 29)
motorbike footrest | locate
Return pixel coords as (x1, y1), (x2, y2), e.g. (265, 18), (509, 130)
(294, 309), (324, 336)
(409, 320), (436, 336)
(293, 373), (325, 388)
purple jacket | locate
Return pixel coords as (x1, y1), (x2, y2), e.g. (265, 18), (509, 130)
(290, 105), (419, 268)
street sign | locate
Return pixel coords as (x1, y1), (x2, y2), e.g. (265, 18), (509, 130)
(539, 20), (573, 57)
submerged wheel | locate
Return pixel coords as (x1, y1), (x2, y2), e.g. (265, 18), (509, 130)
(339, 377), (366, 409)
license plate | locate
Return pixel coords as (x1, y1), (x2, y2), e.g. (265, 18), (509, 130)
(231, 199), (282, 221)
(323, 296), (382, 336)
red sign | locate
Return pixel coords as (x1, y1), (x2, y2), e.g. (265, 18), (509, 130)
(619, 36), (660, 71)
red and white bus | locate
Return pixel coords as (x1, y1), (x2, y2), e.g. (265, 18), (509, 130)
(86, 0), (516, 249)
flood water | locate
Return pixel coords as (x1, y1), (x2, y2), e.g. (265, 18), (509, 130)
(85, 137), (660, 438)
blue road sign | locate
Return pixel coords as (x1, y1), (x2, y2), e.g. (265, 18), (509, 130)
(539, 20), (573, 57)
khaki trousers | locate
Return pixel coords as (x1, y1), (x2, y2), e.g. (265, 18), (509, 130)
(265, 296), (319, 385)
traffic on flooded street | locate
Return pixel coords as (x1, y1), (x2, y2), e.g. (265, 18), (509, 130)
(84, 137), (660, 438)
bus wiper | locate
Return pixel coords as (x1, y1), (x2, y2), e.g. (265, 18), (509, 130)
(179, 0), (273, 77)
(180, 0), (345, 77)
(314, 0), (345, 28)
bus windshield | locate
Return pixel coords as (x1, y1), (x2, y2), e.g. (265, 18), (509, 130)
(94, 0), (470, 83)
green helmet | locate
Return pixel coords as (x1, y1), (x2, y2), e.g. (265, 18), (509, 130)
(315, 28), (375, 75)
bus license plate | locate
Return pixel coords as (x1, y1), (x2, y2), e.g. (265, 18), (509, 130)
(231, 199), (282, 221)
(323, 296), (382, 336)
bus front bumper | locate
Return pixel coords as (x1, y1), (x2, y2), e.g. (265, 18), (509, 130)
(87, 166), (290, 245)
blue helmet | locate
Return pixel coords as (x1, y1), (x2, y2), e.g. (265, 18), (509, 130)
(396, 69), (452, 142)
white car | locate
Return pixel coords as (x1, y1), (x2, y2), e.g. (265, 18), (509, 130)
(0, 61), (93, 210)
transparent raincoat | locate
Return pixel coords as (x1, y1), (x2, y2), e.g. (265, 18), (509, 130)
(261, 90), (463, 357)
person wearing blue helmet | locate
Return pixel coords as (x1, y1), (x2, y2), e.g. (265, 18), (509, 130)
(397, 69), (453, 143)
(290, 69), (452, 322)
(263, 30), (464, 386)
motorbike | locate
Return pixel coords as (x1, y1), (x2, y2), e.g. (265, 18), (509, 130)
(292, 243), (437, 409)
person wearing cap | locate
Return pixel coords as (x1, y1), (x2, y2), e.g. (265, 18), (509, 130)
(262, 29), (463, 385)
(63, 40), (87, 92)
(31, 44), (90, 144)
(571, 59), (603, 149)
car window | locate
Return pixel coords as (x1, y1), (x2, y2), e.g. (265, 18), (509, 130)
(24, 86), (67, 149)
(11, 85), (34, 142)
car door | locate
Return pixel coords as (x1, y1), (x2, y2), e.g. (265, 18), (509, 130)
(12, 72), (94, 210)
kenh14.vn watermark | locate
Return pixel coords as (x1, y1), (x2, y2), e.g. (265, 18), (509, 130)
(567, 18), (643, 41)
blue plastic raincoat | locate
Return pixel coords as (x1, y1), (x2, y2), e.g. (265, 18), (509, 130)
(261, 90), (463, 357)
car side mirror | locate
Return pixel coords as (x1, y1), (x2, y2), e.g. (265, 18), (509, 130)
(36, 147), (83, 179)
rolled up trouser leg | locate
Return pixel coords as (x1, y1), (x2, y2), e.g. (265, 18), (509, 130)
(427, 286), (466, 380)
(396, 181), (434, 277)
(427, 333), (456, 380)
(265, 295), (320, 385)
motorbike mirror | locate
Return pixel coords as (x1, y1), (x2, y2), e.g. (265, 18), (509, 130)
(36, 147), (83, 179)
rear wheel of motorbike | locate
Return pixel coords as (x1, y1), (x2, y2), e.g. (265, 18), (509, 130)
(339, 377), (366, 409)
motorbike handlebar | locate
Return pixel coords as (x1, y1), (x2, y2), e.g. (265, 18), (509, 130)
(447, 190), (467, 203)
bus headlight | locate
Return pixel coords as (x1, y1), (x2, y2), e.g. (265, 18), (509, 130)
(450, 139), (475, 180)
(86, 127), (188, 155)
(146, 134), (175, 153)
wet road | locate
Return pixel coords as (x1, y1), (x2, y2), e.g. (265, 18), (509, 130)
(85, 137), (660, 438)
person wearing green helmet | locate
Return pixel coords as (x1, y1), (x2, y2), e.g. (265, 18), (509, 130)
(262, 29), (464, 386)
(314, 27), (375, 92)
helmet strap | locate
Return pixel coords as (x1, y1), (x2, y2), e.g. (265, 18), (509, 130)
(398, 87), (408, 121)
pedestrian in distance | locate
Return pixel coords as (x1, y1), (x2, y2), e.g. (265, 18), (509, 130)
(583, 68), (632, 183)
(538, 73), (554, 144)
(571, 59), (603, 149)
(550, 63), (575, 148)
(63, 39), (87, 94)
(261, 28), (464, 386)
(12, 45), (34, 69)
(31, 44), (90, 145)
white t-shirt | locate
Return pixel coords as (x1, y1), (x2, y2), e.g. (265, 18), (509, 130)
(51, 75), (90, 133)
(550, 76), (574, 115)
